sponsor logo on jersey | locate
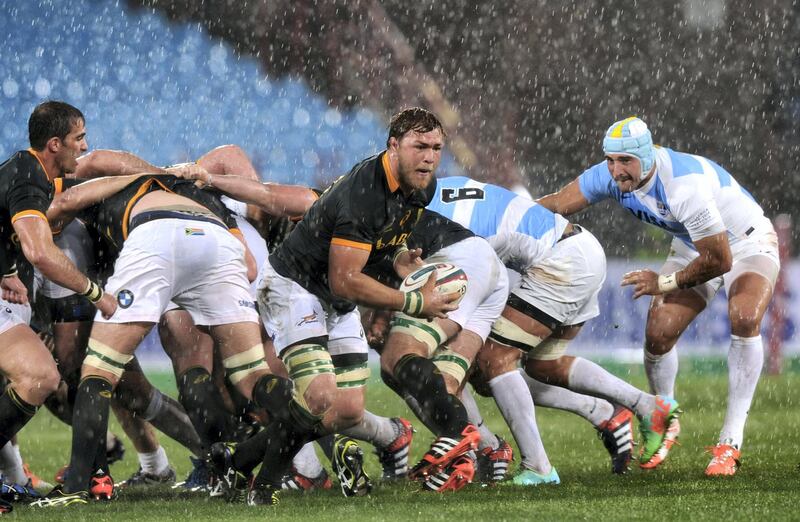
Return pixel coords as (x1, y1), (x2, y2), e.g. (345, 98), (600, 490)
(117, 289), (134, 309)
(238, 299), (257, 310)
(296, 310), (320, 327)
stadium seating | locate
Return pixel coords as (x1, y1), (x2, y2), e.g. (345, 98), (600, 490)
(0, 0), (459, 185)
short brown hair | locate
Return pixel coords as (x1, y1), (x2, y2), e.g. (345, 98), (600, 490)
(28, 100), (84, 150)
(386, 107), (445, 147)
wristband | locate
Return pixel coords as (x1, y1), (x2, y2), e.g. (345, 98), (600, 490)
(401, 290), (424, 316)
(82, 279), (104, 303)
(2, 264), (17, 278)
(657, 273), (679, 293)
(392, 244), (409, 266)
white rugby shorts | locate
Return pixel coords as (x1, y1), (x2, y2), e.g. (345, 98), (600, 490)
(256, 257), (368, 357)
(661, 226), (780, 304)
(0, 298), (31, 335)
(96, 218), (258, 326)
(510, 225), (606, 326)
(424, 236), (509, 341)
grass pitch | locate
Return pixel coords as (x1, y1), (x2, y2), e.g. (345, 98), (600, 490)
(14, 364), (800, 521)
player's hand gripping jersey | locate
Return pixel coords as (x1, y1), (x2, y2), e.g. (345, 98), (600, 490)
(578, 147), (772, 249)
(426, 176), (569, 272)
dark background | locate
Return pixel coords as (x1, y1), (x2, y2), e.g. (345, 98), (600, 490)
(132, 0), (799, 257)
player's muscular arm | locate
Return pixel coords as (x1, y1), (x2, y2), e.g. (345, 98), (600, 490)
(47, 174), (148, 229)
(536, 179), (591, 216)
(196, 144), (260, 181)
(75, 150), (164, 179)
(179, 169), (316, 218)
(677, 232), (732, 287)
(622, 232), (732, 299)
(14, 217), (92, 293)
(328, 244), (458, 319)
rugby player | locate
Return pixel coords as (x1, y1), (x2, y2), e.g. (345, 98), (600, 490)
(428, 176), (679, 482)
(35, 173), (295, 506)
(0, 101), (116, 466)
(190, 107), (459, 505)
(371, 209), (508, 492)
(538, 116), (778, 475)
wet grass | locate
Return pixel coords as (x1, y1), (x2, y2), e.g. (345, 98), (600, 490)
(15, 367), (800, 521)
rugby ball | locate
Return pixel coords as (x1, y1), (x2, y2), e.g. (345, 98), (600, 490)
(399, 262), (468, 306)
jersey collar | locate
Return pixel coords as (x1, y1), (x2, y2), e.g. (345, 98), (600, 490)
(27, 148), (57, 182)
(380, 151), (401, 193)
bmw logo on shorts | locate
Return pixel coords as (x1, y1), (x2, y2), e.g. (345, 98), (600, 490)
(117, 289), (135, 309)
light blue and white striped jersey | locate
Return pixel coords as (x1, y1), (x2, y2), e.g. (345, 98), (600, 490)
(427, 176), (569, 270)
(579, 147), (770, 250)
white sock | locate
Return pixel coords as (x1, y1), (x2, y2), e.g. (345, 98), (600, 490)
(341, 411), (397, 448)
(567, 357), (656, 420)
(138, 446), (170, 475)
(460, 387), (499, 451)
(489, 371), (551, 474)
(719, 335), (764, 449)
(293, 442), (324, 477)
(0, 443), (27, 484)
(644, 348), (679, 398)
(523, 371), (614, 427)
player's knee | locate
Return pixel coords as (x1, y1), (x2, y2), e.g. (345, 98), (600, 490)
(644, 321), (679, 352)
(84, 338), (134, 380)
(303, 375), (337, 416)
(282, 341), (336, 419)
(329, 394), (365, 430)
(222, 344), (269, 387)
(16, 362), (60, 404)
(729, 306), (762, 336)
(524, 358), (558, 383)
(476, 344), (519, 379)
(432, 346), (470, 390)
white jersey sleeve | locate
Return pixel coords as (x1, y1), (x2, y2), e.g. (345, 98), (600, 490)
(664, 174), (726, 242)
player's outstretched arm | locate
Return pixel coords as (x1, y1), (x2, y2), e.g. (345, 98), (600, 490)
(536, 178), (591, 216)
(173, 167), (316, 218)
(74, 150), (164, 179)
(47, 174), (149, 230)
(196, 144), (260, 181)
(621, 232), (732, 299)
(13, 217), (116, 318)
(328, 244), (458, 319)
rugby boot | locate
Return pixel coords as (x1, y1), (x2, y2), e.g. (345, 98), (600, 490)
(172, 457), (212, 492)
(29, 485), (89, 508)
(476, 437), (514, 483)
(505, 466), (561, 486)
(705, 442), (740, 477)
(639, 396), (680, 465)
(422, 454), (476, 492)
(89, 469), (115, 501)
(640, 417), (680, 470)
(247, 483), (280, 506)
(1, 480), (42, 502)
(281, 467), (332, 492)
(332, 436), (372, 497)
(209, 442), (251, 502)
(597, 406), (634, 474)
(376, 417), (414, 480)
(119, 466), (176, 488)
(409, 424), (480, 480)
(23, 462), (53, 491)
